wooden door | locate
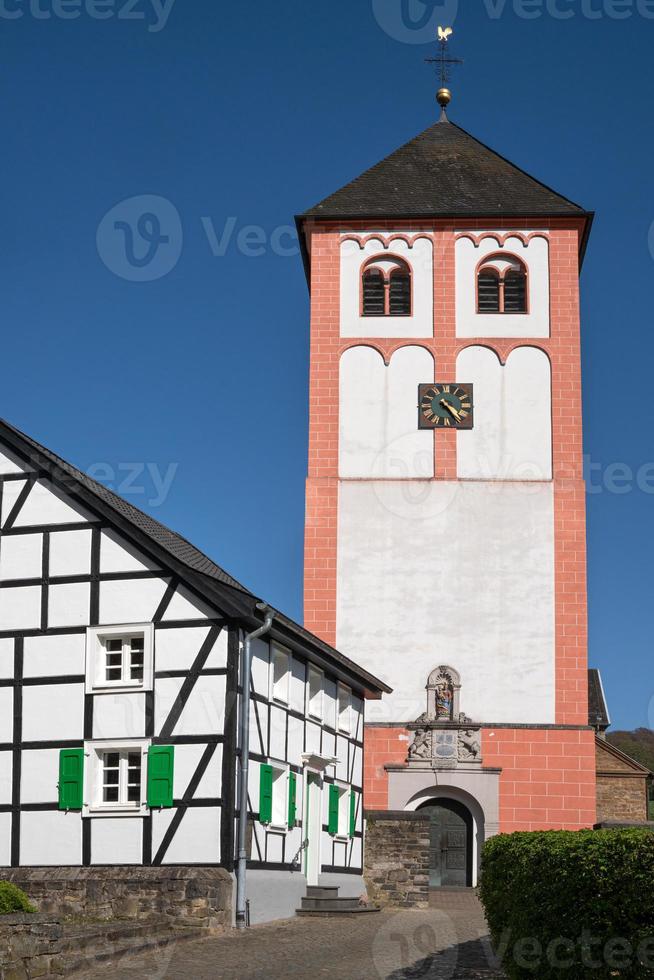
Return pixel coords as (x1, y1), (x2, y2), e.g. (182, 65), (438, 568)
(428, 803), (469, 888)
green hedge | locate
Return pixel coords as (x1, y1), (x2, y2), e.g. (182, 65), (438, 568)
(480, 829), (654, 979)
(0, 882), (36, 915)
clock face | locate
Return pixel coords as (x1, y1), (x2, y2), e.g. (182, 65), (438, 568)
(418, 383), (474, 430)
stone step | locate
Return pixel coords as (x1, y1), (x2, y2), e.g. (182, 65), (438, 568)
(296, 906), (381, 917)
(300, 897), (362, 912)
(305, 886), (340, 899)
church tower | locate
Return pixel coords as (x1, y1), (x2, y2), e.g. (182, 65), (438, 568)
(297, 67), (596, 883)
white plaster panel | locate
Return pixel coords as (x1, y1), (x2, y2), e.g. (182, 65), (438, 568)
(153, 625), (206, 673)
(250, 700), (268, 757)
(335, 736), (348, 781)
(340, 236), (433, 338)
(152, 806), (220, 864)
(333, 840), (347, 867)
(248, 762), (260, 812)
(49, 529), (92, 577)
(0, 444), (32, 475)
(289, 657), (305, 714)
(0, 813), (10, 866)
(340, 346), (434, 479)
(287, 715), (304, 768)
(20, 811), (82, 865)
(0, 533), (42, 580)
(457, 346), (552, 480)
(173, 743), (222, 800)
(305, 721), (321, 755)
(351, 745), (363, 788)
(352, 697), (364, 742)
(322, 730), (336, 763)
(48, 582), (91, 628)
(0, 586), (41, 631)
(13, 479), (94, 527)
(100, 529), (159, 573)
(92, 693), (146, 739)
(349, 837), (363, 867)
(266, 833), (283, 863)
(1, 479), (28, 525)
(337, 481), (555, 724)
(91, 818), (143, 864)
(161, 585), (216, 621)
(155, 675), (225, 737)
(23, 633), (86, 679)
(0, 689), (12, 743)
(250, 637), (269, 696)
(99, 577), (168, 625)
(0, 639), (14, 678)
(0, 751), (12, 804)
(269, 705), (286, 763)
(22, 684), (85, 742)
(455, 233), (550, 338)
(20, 749), (59, 804)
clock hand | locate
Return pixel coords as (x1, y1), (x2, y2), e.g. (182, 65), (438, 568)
(440, 399), (462, 422)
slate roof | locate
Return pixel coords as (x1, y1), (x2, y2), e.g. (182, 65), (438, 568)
(588, 668), (611, 730)
(302, 119), (589, 220)
(0, 417), (391, 697)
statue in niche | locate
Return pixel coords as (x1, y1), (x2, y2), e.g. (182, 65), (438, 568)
(458, 729), (482, 763)
(408, 728), (432, 762)
(426, 666), (461, 721)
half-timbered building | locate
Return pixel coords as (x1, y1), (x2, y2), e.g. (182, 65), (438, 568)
(0, 417), (389, 924)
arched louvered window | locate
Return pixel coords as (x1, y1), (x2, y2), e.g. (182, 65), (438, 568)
(362, 268), (385, 316)
(477, 255), (528, 314)
(362, 258), (412, 317)
(477, 269), (500, 313)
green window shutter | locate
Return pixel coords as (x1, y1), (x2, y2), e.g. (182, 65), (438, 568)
(58, 748), (84, 811)
(259, 764), (273, 824)
(288, 771), (297, 828)
(349, 790), (356, 838)
(327, 783), (340, 836)
(147, 746), (174, 808)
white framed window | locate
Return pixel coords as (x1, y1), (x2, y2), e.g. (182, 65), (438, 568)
(86, 623), (154, 694)
(307, 666), (324, 721)
(271, 762), (289, 831)
(270, 644), (291, 705)
(83, 738), (149, 817)
(337, 683), (352, 733)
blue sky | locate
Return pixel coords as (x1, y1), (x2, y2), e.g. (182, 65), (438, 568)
(1, 0), (652, 729)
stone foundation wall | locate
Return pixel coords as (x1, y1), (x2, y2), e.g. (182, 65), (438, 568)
(2, 867), (233, 933)
(596, 775), (648, 824)
(0, 914), (65, 979)
(364, 811), (430, 908)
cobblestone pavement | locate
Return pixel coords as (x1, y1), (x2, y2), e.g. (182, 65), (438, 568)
(84, 893), (504, 980)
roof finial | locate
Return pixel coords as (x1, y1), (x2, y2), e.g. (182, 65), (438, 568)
(426, 26), (463, 122)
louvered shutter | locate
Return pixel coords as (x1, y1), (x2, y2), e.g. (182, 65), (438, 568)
(389, 271), (411, 315)
(259, 764), (273, 824)
(288, 771), (297, 828)
(478, 271), (500, 312)
(349, 790), (356, 838)
(147, 745), (174, 808)
(58, 749), (84, 811)
(362, 269), (385, 315)
(328, 784), (340, 836)
(504, 270), (527, 312)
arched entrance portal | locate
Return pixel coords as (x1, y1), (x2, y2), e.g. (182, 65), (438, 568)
(417, 798), (474, 888)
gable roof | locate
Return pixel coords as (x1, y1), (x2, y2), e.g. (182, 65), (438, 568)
(301, 119), (589, 222)
(0, 417), (391, 698)
(588, 668), (611, 730)
(596, 737), (652, 776)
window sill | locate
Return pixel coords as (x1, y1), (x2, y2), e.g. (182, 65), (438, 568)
(83, 804), (147, 819)
(87, 683), (150, 696)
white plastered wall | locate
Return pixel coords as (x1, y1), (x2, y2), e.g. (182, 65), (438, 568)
(340, 235), (433, 338)
(336, 481), (555, 725)
(457, 346), (552, 480)
(456, 233), (550, 338)
(339, 346), (434, 478)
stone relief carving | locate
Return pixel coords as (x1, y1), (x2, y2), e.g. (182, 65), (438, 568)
(406, 666), (482, 769)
